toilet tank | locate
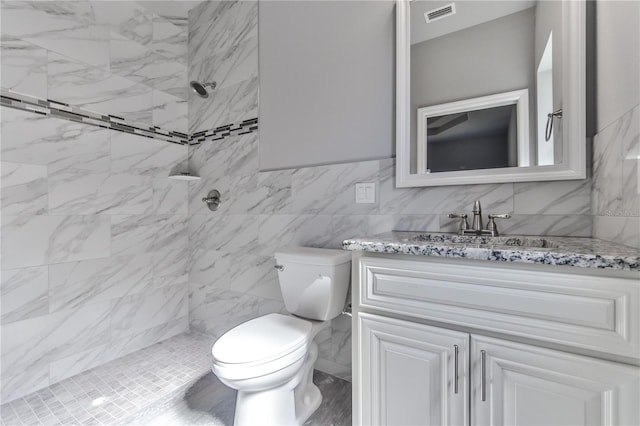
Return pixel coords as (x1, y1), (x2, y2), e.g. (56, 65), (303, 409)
(274, 247), (352, 321)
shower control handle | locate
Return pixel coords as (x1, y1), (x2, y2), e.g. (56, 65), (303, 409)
(202, 189), (221, 211)
(274, 265), (284, 271)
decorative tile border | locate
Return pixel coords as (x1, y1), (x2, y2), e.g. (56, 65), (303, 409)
(0, 89), (258, 146)
(189, 117), (258, 145)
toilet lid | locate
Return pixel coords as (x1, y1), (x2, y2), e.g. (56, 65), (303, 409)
(211, 313), (312, 365)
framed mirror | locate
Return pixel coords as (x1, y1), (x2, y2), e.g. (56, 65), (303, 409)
(396, 0), (586, 187)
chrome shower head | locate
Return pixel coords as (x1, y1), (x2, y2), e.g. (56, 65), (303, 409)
(190, 81), (217, 98)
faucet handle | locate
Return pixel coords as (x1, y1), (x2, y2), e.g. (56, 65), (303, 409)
(448, 213), (469, 233)
(486, 214), (511, 236)
(488, 214), (511, 220)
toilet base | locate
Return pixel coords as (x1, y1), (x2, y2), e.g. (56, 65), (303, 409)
(232, 342), (321, 426)
(234, 385), (297, 426)
(294, 342), (321, 424)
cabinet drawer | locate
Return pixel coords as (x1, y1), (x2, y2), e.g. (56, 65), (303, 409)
(358, 255), (640, 360)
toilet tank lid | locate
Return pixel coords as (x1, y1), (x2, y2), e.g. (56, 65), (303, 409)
(275, 247), (352, 266)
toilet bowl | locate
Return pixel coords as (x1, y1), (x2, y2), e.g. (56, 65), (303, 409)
(210, 247), (351, 426)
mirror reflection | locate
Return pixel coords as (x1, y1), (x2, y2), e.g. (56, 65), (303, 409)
(425, 105), (517, 173)
(410, 0), (563, 174)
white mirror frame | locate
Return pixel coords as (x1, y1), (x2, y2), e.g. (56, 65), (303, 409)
(417, 89), (530, 174)
(396, 0), (586, 187)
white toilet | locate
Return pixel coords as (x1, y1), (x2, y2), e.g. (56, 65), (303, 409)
(210, 247), (352, 426)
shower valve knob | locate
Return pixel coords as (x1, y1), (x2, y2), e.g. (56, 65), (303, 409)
(202, 189), (221, 211)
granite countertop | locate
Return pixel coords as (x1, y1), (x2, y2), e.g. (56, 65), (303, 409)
(342, 231), (640, 271)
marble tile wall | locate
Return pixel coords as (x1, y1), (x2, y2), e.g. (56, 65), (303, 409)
(0, 0), (188, 133)
(0, 107), (189, 403)
(187, 0), (593, 381)
(592, 105), (640, 248)
(188, 0), (258, 134)
(0, 1), (191, 402)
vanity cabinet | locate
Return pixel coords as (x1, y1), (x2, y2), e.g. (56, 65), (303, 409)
(359, 313), (468, 425)
(472, 336), (639, 426)
(353, 253), (640, 426)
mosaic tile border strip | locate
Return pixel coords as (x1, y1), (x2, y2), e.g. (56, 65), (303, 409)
(189, 117), (259, 145)
(1, 90), (189, 145)
(0, 89), (259, 146)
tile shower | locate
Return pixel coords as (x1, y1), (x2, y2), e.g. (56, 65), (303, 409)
(1, 0), (191, 403)
(1, 0), (626, 423)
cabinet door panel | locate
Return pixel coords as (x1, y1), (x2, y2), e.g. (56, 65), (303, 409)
(471, 336), (640, 426)
(358, 312), (468, 426)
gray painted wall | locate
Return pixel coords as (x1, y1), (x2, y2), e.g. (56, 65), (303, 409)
(258, 0), (395, 171)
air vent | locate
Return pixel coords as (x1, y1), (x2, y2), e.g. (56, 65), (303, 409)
(424, 3), (456, 23)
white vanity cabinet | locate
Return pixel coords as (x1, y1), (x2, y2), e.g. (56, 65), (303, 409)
(359, 313), (469, 425)
(352, 253), (640, 426)
(472, 336), (640, 426)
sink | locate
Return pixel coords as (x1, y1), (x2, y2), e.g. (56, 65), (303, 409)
(409, 233), (558, 249)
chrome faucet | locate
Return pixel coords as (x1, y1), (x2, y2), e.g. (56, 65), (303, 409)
(471, 200), (483, 232)
(448, 200), (511, 237)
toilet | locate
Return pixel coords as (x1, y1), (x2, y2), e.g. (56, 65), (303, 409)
(210, 247), (352, 426)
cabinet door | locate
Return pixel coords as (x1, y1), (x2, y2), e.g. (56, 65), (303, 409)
(358, 312), (469, 426)
(471, 335), (640, 426)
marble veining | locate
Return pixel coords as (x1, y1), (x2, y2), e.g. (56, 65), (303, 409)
(0, 0), (196, 404)
(0, 36), (48, 99)
(592, 105), (640, 249)
(1, 0), (257, 146)
(93, 0), (153, 46)
(0, 266), (49, 325)
(343, 231), (640, 271)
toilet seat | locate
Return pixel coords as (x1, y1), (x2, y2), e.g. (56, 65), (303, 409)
(212, 313), (312, 380)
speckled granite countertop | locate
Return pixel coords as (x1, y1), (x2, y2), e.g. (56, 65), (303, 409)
(343, 231), (640, 271)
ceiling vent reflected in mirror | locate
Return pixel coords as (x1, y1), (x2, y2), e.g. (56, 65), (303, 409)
(424, 3), (456, 23)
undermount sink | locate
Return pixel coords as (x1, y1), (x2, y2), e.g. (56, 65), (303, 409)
(409, 233), (558, 249)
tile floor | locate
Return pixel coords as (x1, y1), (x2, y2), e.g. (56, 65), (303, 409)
(0, 332), (352, 425)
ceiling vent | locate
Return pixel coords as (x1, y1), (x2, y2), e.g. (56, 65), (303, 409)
(424, 3), (456, 23)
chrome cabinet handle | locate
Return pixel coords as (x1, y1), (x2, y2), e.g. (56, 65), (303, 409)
(480, 350), (487, 402)
(453, 345), (459, 394)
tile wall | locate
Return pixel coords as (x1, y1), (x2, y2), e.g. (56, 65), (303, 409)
(0, 0), (188, 133)
(592, 106), (640, 248)
(0, 107), (190, 403)
(186, 0), (593, 380)
(0, 0), (191, 403)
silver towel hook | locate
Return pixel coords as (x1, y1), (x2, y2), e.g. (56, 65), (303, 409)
(545, 108), (563, 141)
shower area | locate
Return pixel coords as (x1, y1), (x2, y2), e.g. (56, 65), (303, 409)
(1, 0), (195, 406)
(1, 1), (352, 422)
(0, 0), (247, 400)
